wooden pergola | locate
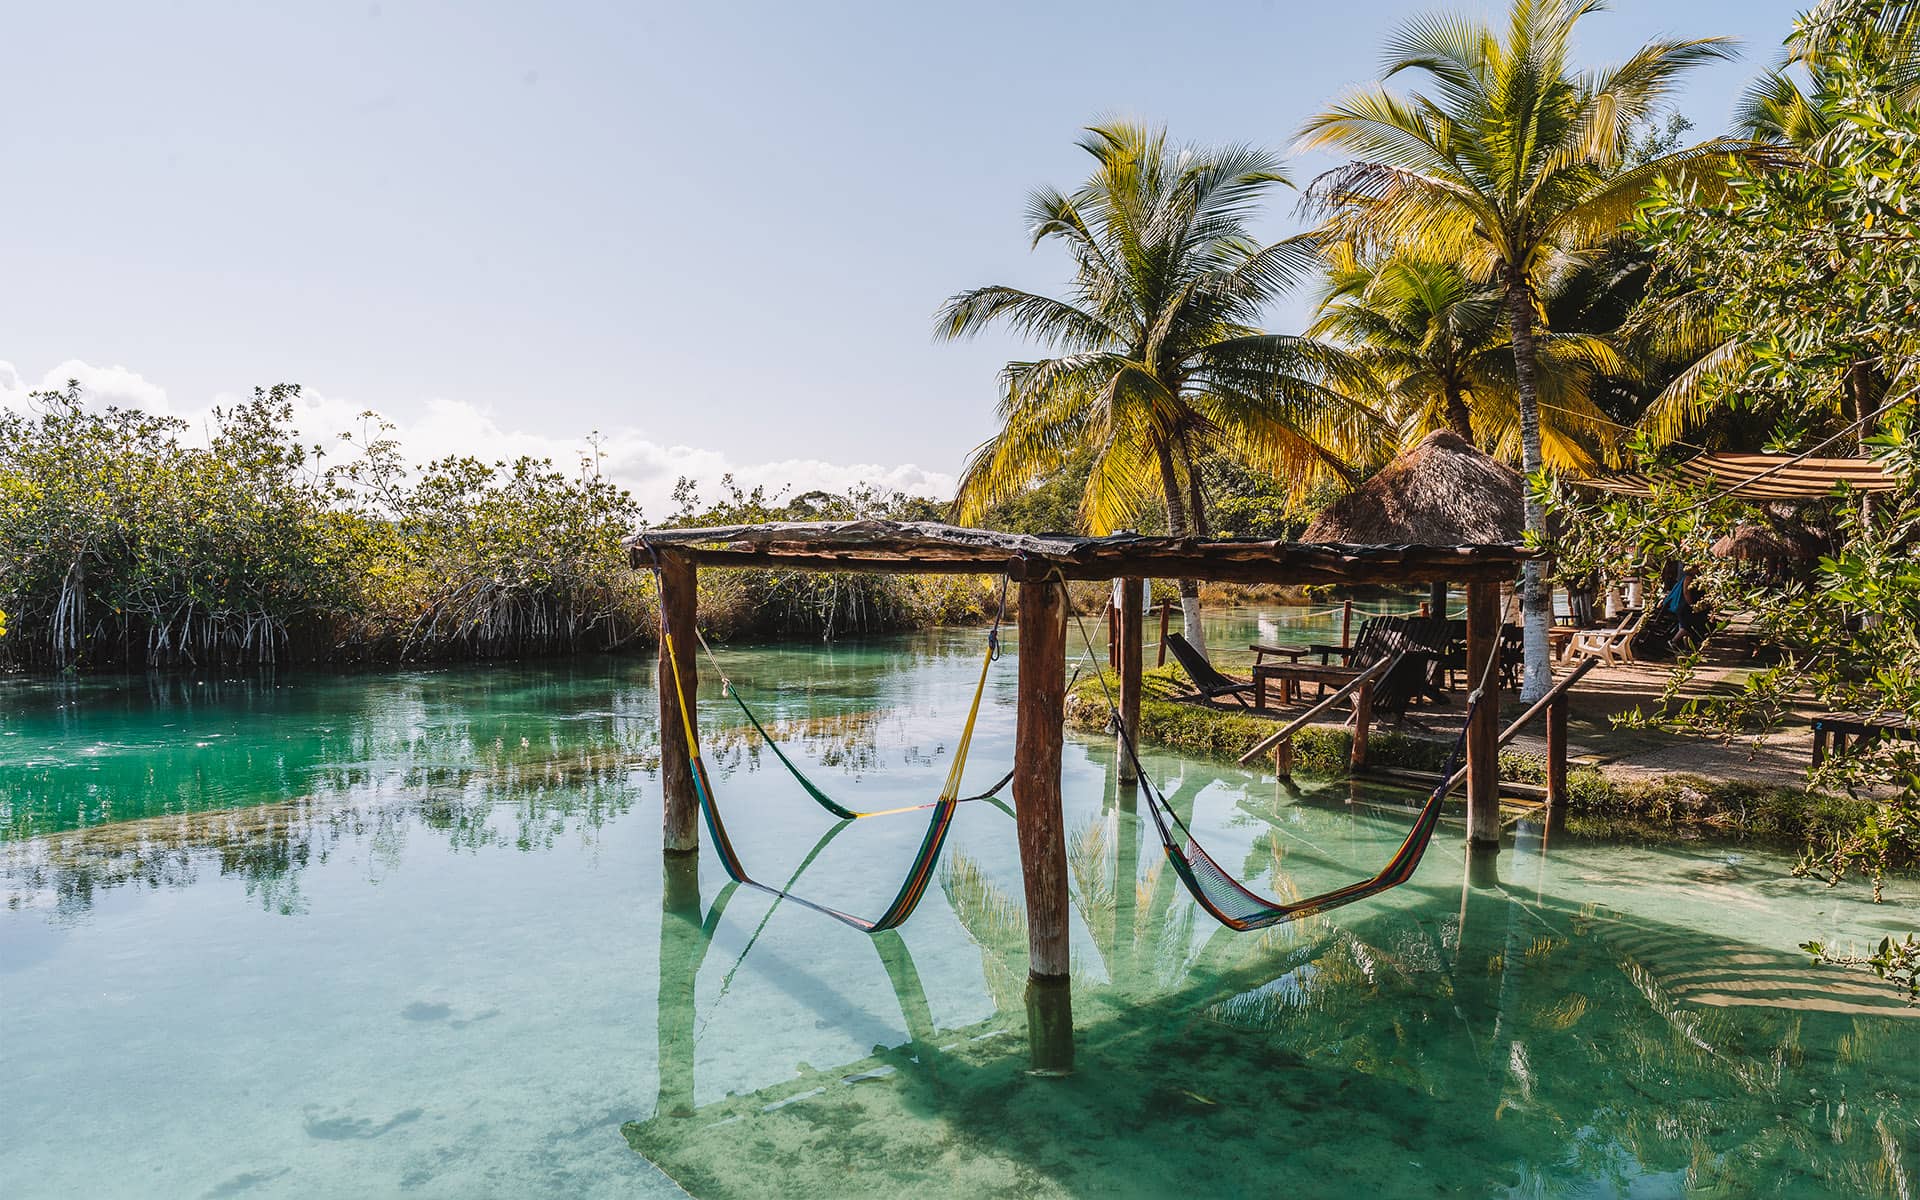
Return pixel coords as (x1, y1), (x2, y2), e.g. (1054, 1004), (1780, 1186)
(631, 520), (1531, 1072)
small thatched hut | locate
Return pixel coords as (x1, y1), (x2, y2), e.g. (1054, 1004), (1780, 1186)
(1304, 430), (1525, 545)
(1304, 430), (1524, 611)
(1711, 521), (1823, 580)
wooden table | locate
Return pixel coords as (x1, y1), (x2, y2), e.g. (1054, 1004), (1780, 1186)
(1252, 661), (1360, 712)
(1250, 643), (1312, 705)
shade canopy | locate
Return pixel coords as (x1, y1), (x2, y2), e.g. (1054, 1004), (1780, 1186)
(1582, 453), (1902, 500)
(630, 518), (1528, 586)
(1302, 430), (1525, 546)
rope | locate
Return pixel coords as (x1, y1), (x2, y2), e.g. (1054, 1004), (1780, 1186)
(685, 587), (1013, 819)
(1058, 565), (1498, 932)
(639, 537), (1009, 933)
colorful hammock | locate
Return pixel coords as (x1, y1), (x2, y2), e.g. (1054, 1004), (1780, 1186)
(1063, 581), (1484, 932)
(688, 623), (1013, 821)
(651, 570), (1007, 934)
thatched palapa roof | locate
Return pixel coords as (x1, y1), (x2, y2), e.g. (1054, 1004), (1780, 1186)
(1304, 430), (1524, 545)
(1711, 522), (1822, 565)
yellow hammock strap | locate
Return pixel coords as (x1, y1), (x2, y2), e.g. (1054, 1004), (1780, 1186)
(654, 613), (998, 933)
(686, 605), (1012, 820)
(661, 624), (703, 764)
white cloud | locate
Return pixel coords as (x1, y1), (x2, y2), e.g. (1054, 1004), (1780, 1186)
(0, 360), (956, 520)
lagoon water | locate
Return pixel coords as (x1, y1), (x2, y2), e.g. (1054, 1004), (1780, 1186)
(2, 609), (1915, 1198)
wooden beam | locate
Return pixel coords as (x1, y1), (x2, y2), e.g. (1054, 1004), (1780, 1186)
(660, 546), (1525, 586)
(632, 523), (1533, 587)
(1013, 576), (1073, 1073)
(1117, 578), (1143, 785)
(657, 552), (701, 854)
(1464, 581), (1502, 847)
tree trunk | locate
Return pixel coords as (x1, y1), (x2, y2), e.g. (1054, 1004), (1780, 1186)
(1504, 275), (1552, 703)
(1156, 441), (1206, 656)
(1849, 359), (1878, 525)
(1444, 380), (1474, 444)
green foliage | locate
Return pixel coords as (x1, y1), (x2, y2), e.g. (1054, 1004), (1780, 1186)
(1636, 0), (1920, 445)
(0, 384), (357, 668)
(336, 415), (650, 659)
(0, 383), (648, 668)
(1197, 457), (1305, 540)
(973, 451), (1100, 535)
(1607, 2), (1920, 913)
(1308, 249), (1622, 470)
(1803, 933), (1919, 1003)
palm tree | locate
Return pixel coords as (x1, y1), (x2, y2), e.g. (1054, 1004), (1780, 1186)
(1308, 249), (1622, 470)
(937, 122), (1378, 653)
(1297, 0), (1742, 700)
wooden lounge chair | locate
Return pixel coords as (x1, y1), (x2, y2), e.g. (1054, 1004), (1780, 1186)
(1163, 632), (1257, 708)
(1566, 607), (1651, 666)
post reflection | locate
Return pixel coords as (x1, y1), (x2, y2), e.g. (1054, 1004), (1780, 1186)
(655, 851), (705, 1121)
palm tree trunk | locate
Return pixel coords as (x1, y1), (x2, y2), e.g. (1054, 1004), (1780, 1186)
(1444, 382), (1474, 444)
(1504, 275), (1552, 702)
(1155, 442), (1207, 656)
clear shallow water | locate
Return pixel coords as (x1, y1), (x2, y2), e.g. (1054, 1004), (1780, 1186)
(1, 610), (1915, 1199)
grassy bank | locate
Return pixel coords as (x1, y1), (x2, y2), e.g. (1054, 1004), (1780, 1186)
(1065, 666), (1876, 850)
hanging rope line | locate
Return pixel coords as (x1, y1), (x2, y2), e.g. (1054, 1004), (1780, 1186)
(642, 541), (1009, 933)
(686, 591), (1015, 819)
(1060, 568), (1495, 931)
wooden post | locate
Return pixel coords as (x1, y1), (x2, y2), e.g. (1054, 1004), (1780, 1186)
(1349, 680), (1373, 770)
(1117, 577), (1144, 785)
(1546, 692), (1569, 811)
(1465, 580), (1502, 847)
(1014, 577), (1072, 1074)
(1273, 736), (1293, 778)
(1157, 597), (1171, 667)
(1341, 598), (1353, 649)
(1107, 600), (1119, 672)
(657, 552), (701, 854)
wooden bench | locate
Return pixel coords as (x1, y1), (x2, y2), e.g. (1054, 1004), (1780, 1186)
(1812, 712), (1920, 765)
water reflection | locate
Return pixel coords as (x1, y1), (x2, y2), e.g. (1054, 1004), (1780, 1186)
(3, 624), (1917, 1199)
(630, 800), (1918, 1199)
(633, 833), (1920, 1198)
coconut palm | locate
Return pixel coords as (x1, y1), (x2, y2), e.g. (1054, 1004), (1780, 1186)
(1297, 0), (1743, 699)
(937, 122), (1379, 652)
(1309, 250), (1622, 470)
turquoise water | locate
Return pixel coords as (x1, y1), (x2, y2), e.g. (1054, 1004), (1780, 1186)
(1, 611), (1914, 1198)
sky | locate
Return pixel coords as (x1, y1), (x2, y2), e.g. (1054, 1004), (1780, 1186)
(1, 0), (1807, 518)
